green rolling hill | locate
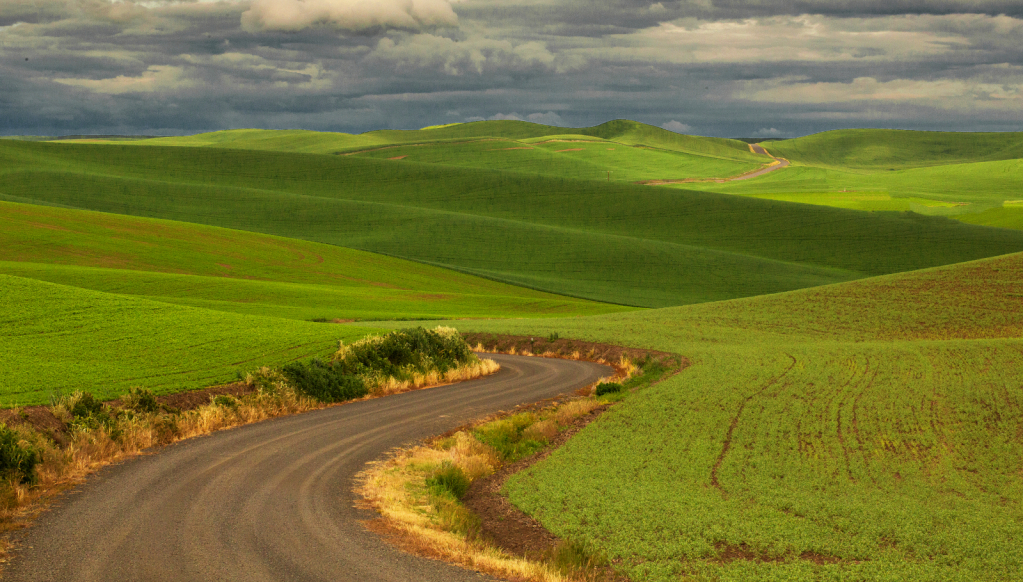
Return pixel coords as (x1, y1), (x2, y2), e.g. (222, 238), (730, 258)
(3, 136), (1022, 308)
(687, 129), (1023, 230)
(0, 201), (623, 321)
(0, 274), (383, 406)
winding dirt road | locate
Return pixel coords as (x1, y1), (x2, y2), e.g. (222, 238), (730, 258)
(4, 354), (610, 582)
(639, 142), (789, 185)
(733, 144), (790, 181)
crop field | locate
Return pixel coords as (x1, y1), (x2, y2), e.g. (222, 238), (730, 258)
(685, 130), (1023, 230)
(344, 137), (760, 183)
(3, 126), (1023, 308)
(0, 274), (384, 406)
(454, 251), (1023, 581)
(0, 201), (623, 321)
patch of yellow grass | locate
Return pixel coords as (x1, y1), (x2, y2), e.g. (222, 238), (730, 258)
(357, 439), (574, 582)
(369, 358), (500, 396)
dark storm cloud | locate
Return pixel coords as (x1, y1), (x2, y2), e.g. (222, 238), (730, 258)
(0, 0), (1020, 136)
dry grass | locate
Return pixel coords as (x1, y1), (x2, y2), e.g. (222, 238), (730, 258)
(356, 439), (575, 582)
(473, 342), (638, 384)
(367, 359), (500, 396)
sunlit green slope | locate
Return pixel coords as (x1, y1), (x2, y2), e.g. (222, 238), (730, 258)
(458, 251), (1023, 582)
(139, 120), (763, 162)
(345, 137), (759, 182)
(142, 129), (387, 154)
(3, 140), (1023, 308)
(0, 201), (624, 320)
(683, 130), (1023, 229)
(0, 275), (382, 406)
(764, 128), (1023, 169)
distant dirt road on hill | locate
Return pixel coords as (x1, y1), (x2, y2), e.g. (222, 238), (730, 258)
(733, 143), (790, 181)
(638, 142), (789, 185)
(4, 354), (610, 582)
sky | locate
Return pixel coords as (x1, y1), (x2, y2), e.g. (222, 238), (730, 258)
(1, 0), (1021, 137)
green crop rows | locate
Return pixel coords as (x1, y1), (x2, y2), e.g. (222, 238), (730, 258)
(0, 201), (624, 321)
(456, 252), (1023, 581)
(0, 274), (385, 406)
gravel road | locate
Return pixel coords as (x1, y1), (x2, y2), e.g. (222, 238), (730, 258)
(4, 353), (610, 582)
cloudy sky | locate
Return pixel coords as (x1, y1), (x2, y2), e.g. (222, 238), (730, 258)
(1, 0), (1021, 137)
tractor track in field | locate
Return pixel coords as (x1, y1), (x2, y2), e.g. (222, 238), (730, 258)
(2, 354), (610, 582)
(710, 353), (798, 494)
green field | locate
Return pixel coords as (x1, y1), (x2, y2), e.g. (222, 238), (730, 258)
(685, 130), (1023, 229)
(0, 274), (385, 406)
(5, 120), (1023, 579)
(454, 251), (1023, 581)
(3, 126), (1023, 308)
(0, 201), (624, 321)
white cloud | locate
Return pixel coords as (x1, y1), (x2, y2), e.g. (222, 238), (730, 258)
(369, 34), (557, 75)
(736, 75), (1023, 109)
(52, 65), (194, 94)
(241, 0), (458, 32)
(602, 14), (975, 65)
(661, 120), (692, 133)
(526, 111), (564, 126)
(489, 112), (522, 121)
(752, 127), (786, 137)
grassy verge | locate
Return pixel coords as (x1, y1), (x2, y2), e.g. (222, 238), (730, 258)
(356, 349), (678, 582)
(0, 327), (497, 556)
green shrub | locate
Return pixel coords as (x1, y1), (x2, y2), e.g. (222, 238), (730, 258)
(334, 327), (477, 381)
(595, 382), (623, 396)
(281, 359), (368, 403)
(123, 387), (159, 414)
(0, 424), (38, 485)
(212, 395), (239, 409)
(548, 332), (560, 342)
(64, 392), (119, 437)
(426, 463), (471, 499)
(473, 413), (546, 461)
(70, 392), (104, 419)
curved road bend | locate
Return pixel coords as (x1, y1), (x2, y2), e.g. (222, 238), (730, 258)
(735, 144), (790, 181)
(5, 354), (610, 582)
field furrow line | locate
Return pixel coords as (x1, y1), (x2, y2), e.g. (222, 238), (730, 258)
(710, 353), (797, 494)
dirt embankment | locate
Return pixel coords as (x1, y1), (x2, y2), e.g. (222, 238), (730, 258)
(0, 382), (257, 446)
